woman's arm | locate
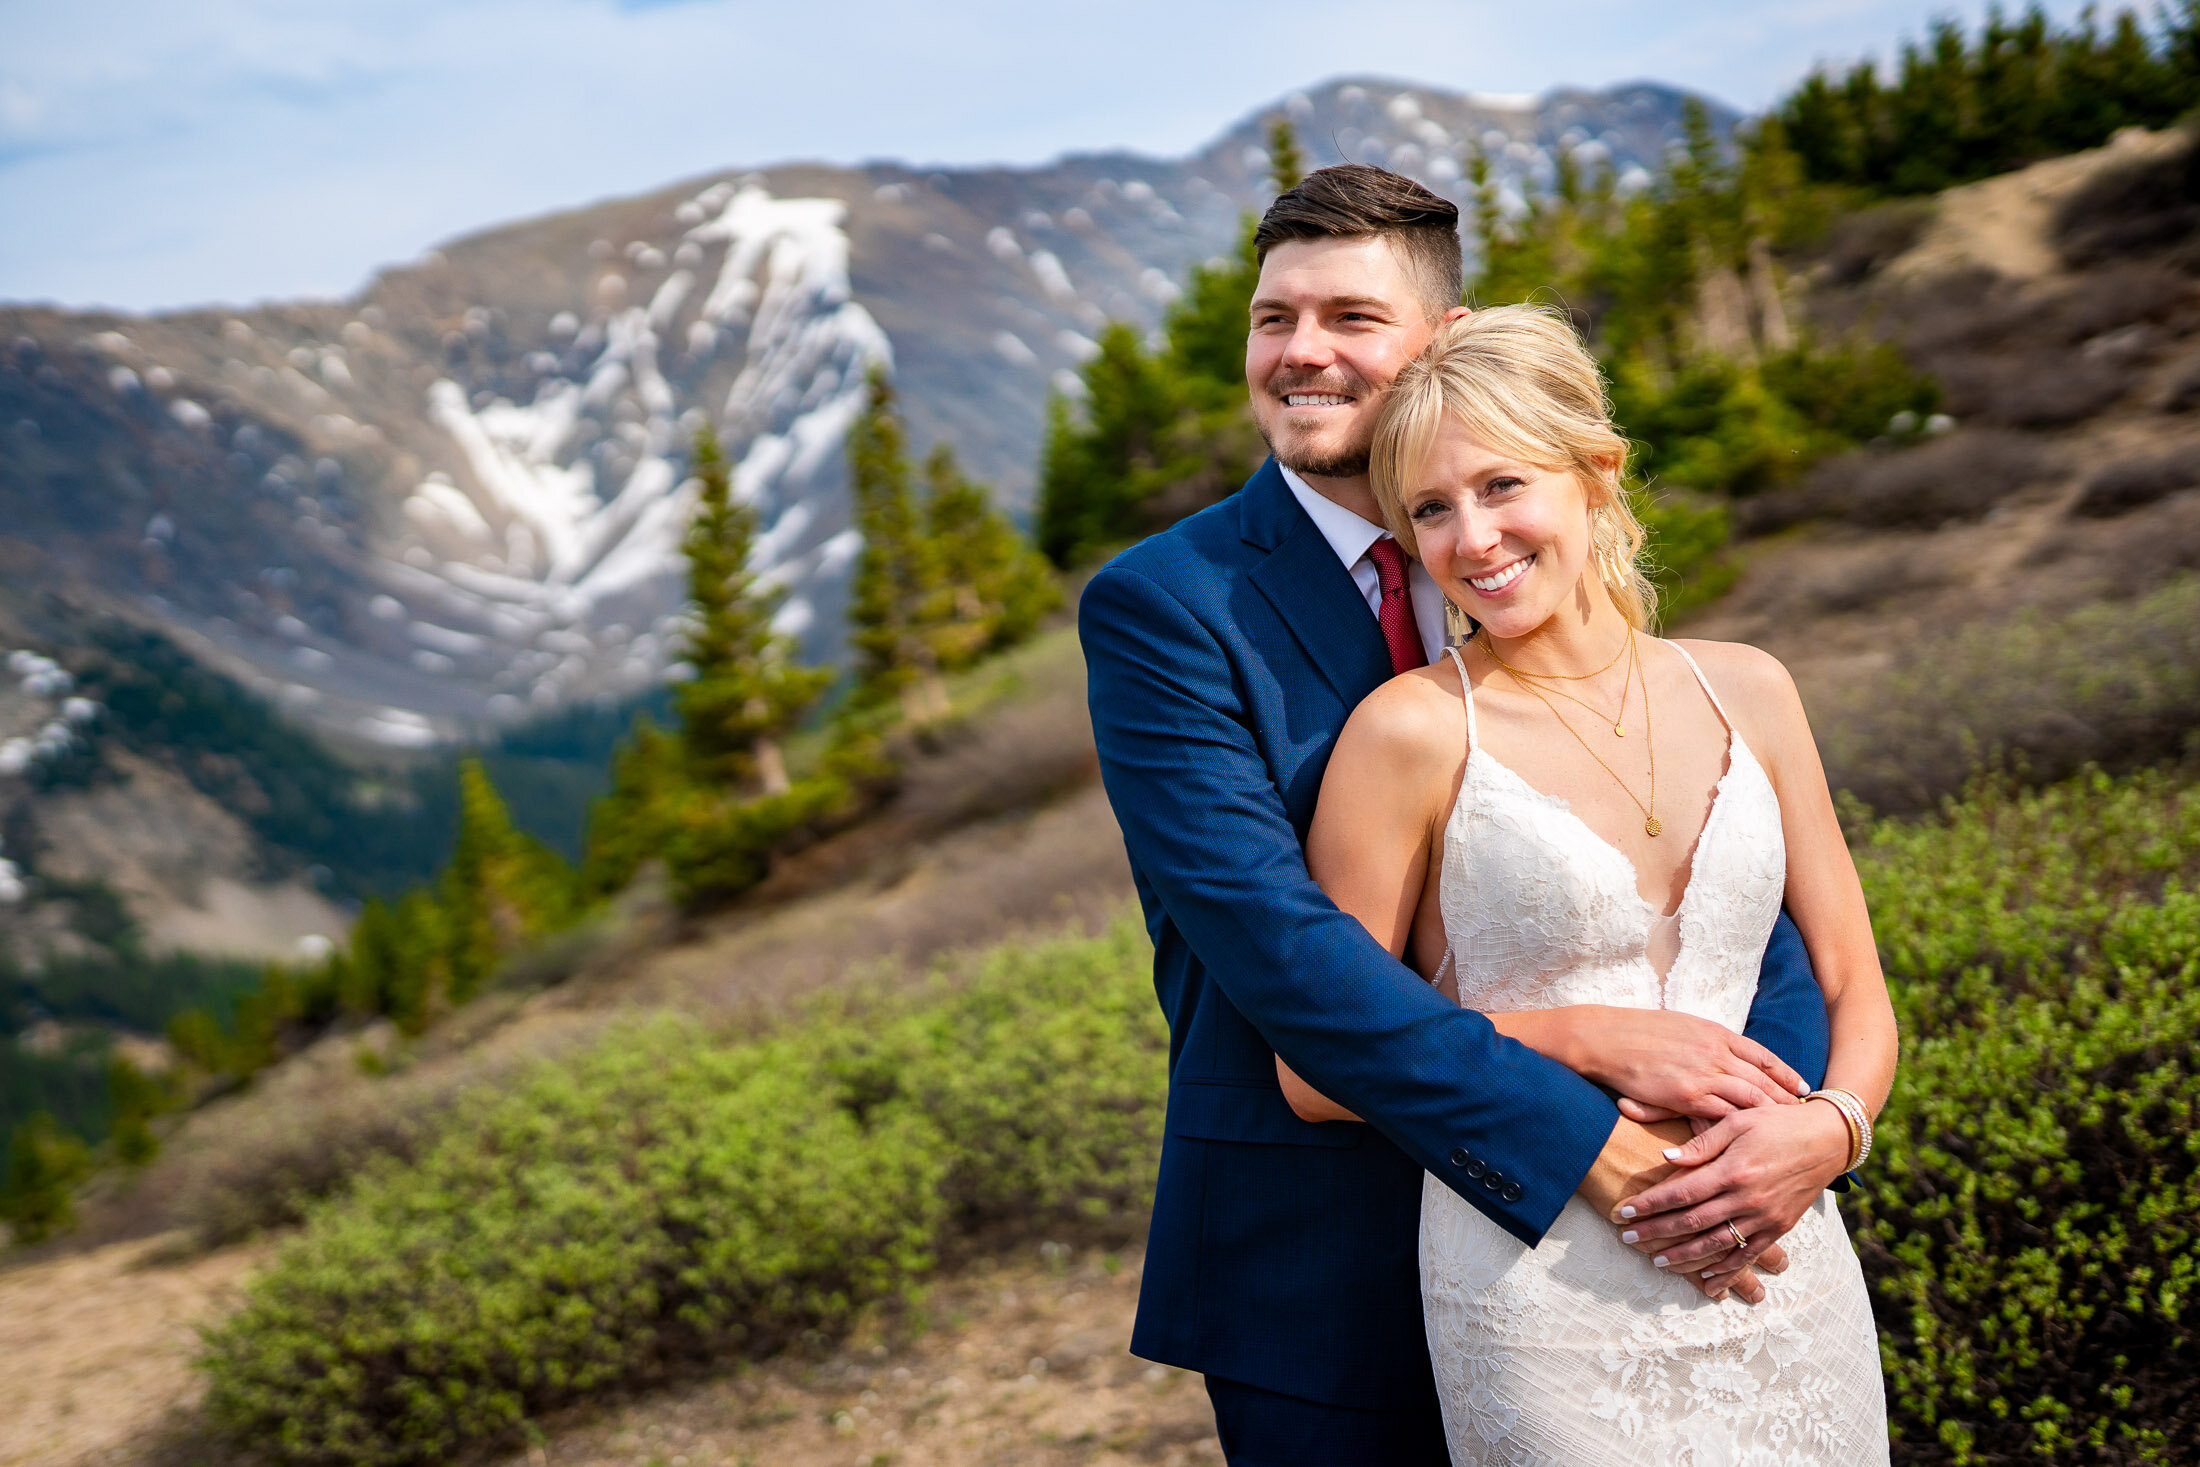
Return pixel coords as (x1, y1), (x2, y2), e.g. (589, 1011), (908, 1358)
(1615, 643), (1900, 1279)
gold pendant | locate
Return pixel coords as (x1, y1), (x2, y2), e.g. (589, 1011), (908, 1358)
(1613, 725), (1626, 738)
(1644, 816), (1662, 837)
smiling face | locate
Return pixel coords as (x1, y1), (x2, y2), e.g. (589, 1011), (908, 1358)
(1401, 415), (1609, 641)
(1246, 235), (1451, 483)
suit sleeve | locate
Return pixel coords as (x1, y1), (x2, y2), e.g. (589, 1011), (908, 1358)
(1081, 562), (1619, 1245)
(1741, 909), (1830, 1090)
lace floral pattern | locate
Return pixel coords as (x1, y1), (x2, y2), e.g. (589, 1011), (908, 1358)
(1422, 647), (1888, 1465)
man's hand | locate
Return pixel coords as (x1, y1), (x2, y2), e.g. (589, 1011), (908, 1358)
(1611, 1100), (1852, 1288)
(1533, 1006), (1808, 1121)
(1580, 1115), (1787, 1303)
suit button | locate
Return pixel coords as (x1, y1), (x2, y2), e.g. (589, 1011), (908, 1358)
(1449, 1148), (1471, 1169)
(1463, 1158), (1486, 1178)
(1502, 1183), (1524, 1203)
(1482, 1173), (1503, 1192)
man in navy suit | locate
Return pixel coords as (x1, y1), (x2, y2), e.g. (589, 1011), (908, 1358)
(1079, 166), (1854, 1463)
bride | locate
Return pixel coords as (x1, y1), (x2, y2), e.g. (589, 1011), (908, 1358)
(1276, 305), (1896, 1463)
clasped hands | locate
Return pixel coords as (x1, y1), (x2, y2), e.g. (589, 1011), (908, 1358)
(1560, 1006), (1853, 1306)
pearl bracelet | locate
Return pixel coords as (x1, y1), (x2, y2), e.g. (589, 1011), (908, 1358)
(1804, 1088), (1873, 1171)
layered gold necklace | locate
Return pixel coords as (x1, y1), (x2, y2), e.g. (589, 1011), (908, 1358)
(1479, 626), (1662, 837)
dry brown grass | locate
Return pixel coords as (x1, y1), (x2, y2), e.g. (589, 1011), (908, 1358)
(0, 1232), (270, 1467)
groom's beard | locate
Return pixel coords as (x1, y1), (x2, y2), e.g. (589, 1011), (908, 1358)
(1257, 366), (1379, 479)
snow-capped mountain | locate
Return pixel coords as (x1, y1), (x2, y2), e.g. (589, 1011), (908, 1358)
(0, 78), (1730, 749)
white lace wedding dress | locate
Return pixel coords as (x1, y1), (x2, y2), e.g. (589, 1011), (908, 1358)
(1420, 644), (1888, 1465)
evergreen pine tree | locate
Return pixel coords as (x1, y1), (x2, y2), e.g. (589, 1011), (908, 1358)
(1267, 117), (1306, 194)
(847, 367), (951, 720)
(578, 717), (684, 896)
(338, 897), (399, 1018)
(675, 427), (832, 796)
(105, 1054), (170, 1167)
(385, 890), (444, 1035)
(439, 759), (569, 1005)
(920, 444), (1060, 669)
(0, 1111), (91, 1244)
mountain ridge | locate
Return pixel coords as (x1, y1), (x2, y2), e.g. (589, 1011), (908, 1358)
(0, 77), (1731, 754)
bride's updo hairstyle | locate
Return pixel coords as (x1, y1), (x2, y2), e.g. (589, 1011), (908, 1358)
(1369, 303), (1654, 630)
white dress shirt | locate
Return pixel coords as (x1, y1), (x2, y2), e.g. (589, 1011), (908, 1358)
(1280, 464), (1452, 665)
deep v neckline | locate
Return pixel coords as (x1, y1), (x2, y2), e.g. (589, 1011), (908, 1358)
(1463, 736), (1752, 922)
(1444, 640), (1753, 923)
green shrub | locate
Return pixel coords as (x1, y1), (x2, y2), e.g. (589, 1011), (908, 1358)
(197, 923), (1163, 1465)
(1851, 768), (2200, 1463)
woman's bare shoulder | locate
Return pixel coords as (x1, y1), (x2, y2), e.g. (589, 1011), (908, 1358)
(1336, 662), (1471, 772)
(1670, 637), (1802, 712)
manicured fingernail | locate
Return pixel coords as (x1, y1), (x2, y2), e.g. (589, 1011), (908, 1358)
(1653, 1255), (1670, 1268)
(1619, 1205), (1637, 1220)
(1620, 1229), (1640, 1244)
(1797, 1081), (1811, 1096)
(1702, 1270), (1716, 1278)
(1661, 1147), (1683, 1160)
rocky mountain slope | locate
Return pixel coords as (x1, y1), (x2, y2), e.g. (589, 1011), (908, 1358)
(0, 79), (1726, 753)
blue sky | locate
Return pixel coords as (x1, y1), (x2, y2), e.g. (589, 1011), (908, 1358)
(0, 0), (2108, 313)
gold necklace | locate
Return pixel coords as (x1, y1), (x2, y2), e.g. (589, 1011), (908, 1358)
(1487, 632), (1636, 737)
(1487, 626), (1662, 837)
(1479, 626), (1629, 682)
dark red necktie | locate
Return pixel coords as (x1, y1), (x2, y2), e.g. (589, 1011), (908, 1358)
(1365, 537), (1428, 675)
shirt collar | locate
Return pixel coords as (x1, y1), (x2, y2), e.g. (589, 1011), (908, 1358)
(1279, 463), (1392, 572)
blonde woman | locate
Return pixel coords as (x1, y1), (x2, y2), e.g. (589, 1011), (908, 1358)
(1278, 305), (1896, 1462)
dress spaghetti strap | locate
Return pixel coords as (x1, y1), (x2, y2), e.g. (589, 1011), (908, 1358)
(1667, 643), (1734, 732)
(1442, 645), (1478, 749)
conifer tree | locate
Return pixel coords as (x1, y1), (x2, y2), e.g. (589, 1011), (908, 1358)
(0, 1111), (90, 1244)
(578, 717), (683, 896)
(1267, 117), (1306, 194)
(920, 445), (1060, 669)
(105, 1054), (170, 1167)
(675, 427), (831, 795)
(439, 759), (569, 1005)
(337, 897), (399, 1018)
(847, 367), (952, 720)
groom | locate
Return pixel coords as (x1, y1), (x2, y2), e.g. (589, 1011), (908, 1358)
(1081, 165), (1846, 1463)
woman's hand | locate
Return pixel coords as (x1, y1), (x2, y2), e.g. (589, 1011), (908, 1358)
(1502, 1006), (1808, 1122)
(1609, 1100), (1852, 1286)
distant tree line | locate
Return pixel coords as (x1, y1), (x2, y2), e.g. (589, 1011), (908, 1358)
(1780, 3), (2200, 195)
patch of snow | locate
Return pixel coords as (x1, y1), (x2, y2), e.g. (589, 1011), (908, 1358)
(1470, 92), (1538, 112)
(354, 707), (439, 748)
(1388, 94), (1423, 123)
(145, 366), (174, 390)
(1029, 250), (1075, 301)
(986, 226), (1022, 262)
(1056, 330), (1099, 361)
(108, 365), (140, 394)
(170, 398), (211, 429)
(1139, 268), (1181, 303)
(410, 621), (488, 655)
(993, 331), (1039, 368)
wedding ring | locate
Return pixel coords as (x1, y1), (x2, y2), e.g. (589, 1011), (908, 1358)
(1725, 1221), (1748, 1250)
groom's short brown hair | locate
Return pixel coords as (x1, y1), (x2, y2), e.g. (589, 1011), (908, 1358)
(1255, 164), (1464, 318)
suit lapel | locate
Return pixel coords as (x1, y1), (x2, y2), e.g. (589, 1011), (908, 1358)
(1241, 462), (1392, 705)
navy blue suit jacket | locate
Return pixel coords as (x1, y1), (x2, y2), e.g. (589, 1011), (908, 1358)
(1080, 459), (1832, 1410)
